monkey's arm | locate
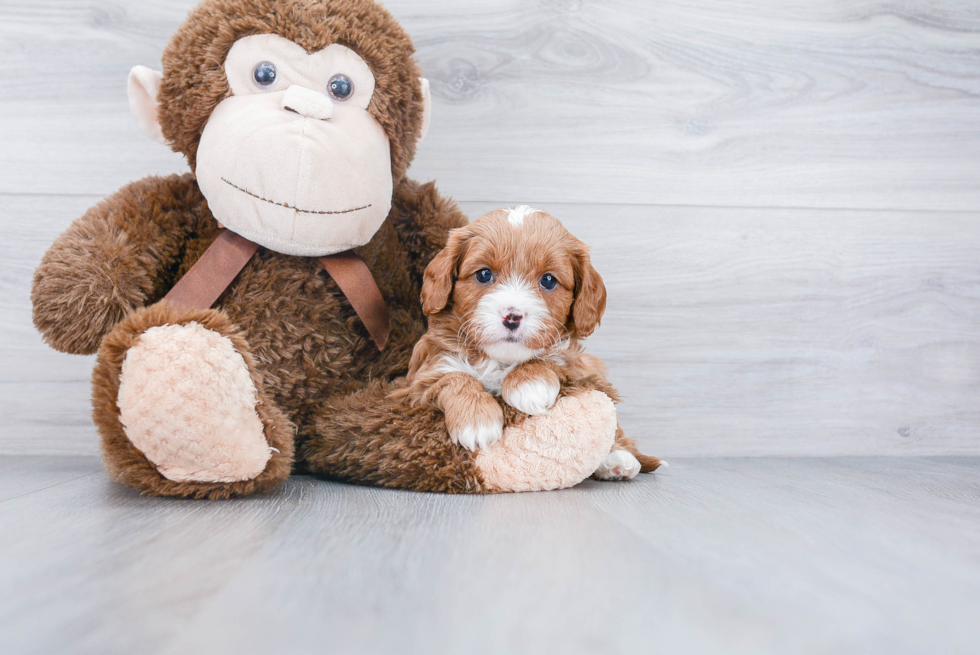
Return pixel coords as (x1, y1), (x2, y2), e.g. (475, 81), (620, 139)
(388, 178), (469, 281)
(32, 173), (209, 354)
(303, 377), (621, 494)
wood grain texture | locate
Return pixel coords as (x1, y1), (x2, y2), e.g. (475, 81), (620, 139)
(460, 201), (980, 457)
(1, 1), (978, 457)
(5, 194), (977, 457)
(1, 0), (979, 208)
(0, 456), (977, 654)
(0, 194), (99, 455)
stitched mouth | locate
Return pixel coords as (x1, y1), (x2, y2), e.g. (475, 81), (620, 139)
(221, 178), (372, 216)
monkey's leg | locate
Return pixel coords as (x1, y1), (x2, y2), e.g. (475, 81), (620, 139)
(300, 382), (618, 494)
(299, 381), (484, 493)
(92, 303), (294, 499)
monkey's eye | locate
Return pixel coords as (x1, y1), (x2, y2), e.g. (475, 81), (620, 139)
(252, 61), (278, 88)
(475, 268), (494, 284)
(328, 74), (354, 101)
(540, 273), (558, 290)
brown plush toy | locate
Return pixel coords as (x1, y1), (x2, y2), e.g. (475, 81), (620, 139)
(31, 0), (631, 499)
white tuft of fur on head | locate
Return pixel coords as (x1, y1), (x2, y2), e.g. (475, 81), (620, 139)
(475, 276), (548, 363)
(507, 205), (539, 227)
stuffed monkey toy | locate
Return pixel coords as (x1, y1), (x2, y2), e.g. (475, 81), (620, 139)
(31, 0), (624, 498)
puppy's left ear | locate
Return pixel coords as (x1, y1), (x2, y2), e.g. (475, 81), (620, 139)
(569, 243), (607, 338)
(421, 226), (470, 315)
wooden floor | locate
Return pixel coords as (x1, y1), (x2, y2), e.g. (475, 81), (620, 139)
(1, 3), (978, 652)
(3, 0), (979, 458)
(1, 456), (978, 655)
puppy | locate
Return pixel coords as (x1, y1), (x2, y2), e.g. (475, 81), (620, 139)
(396, 206), (661, 481)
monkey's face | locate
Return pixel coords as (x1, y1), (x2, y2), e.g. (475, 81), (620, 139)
(194, 35), (394, 256)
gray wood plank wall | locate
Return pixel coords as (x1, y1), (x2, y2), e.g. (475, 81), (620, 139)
(1, 0), (978, 457)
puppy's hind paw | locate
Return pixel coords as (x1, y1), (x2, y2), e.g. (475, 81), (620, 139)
(593, 450), (642, 481)
(451, 419), (504, 451)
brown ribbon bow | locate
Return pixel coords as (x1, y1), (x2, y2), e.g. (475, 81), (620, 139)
(164, 229), (390, 350)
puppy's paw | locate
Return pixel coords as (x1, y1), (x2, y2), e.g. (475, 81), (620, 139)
(451, 419), (504, 451)
(593, 450), (642, 481)
(503, 378), (560, 416)
(445, 396), (505, 451)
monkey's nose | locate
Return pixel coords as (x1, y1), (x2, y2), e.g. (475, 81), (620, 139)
(282, 85), (334, 120)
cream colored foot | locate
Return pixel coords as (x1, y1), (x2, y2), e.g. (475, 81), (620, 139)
(476, 390), (617, 492)
(117, 322), (272, 483)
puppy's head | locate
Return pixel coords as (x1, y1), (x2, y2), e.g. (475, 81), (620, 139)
(422, 206), (606, 363)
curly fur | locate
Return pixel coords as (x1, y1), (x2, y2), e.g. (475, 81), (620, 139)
(31, 175), (203, 355)
(35, 170), (468, 497)
(93, 302), (295, 499)
(31, 0), (635, 498)
(300, 375), (647, 494)
(300, 380), (486, 494)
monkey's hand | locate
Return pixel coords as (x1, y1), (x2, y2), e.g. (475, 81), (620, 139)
(32, 174), (203, 354)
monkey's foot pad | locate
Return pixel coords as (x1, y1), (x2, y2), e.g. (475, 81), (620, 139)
(117, 322), (273, 483)
(476, 390), (617, 492)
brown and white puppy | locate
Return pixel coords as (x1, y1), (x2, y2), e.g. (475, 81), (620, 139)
(398, 206), (661, 481)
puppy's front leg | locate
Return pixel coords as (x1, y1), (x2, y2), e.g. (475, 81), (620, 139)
(434, 373), (504, 451)
(502, 360), (561, 416)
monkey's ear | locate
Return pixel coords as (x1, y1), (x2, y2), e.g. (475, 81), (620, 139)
(419, 78), (432, 141)
(127, 65), (168, 145)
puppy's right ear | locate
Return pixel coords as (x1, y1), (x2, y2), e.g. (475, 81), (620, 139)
(568, 241), (607, 338)
(421, 227), (470, 315)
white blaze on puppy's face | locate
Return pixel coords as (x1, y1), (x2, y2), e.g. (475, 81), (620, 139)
(193, 35), (393, 256)
(429, 208), (587, 364)
(421, 207), (607, 370)
(476, 277), (549, 363)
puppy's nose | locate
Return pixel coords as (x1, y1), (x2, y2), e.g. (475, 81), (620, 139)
(502, 311), (523, 332)
(282, 85), (334, 120)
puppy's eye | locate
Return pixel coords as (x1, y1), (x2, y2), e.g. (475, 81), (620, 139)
(253, 61), (278, 88)
(328, 74), (354, 101)
(540, 273), (558, 290)
(475, 268), (494, 284)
